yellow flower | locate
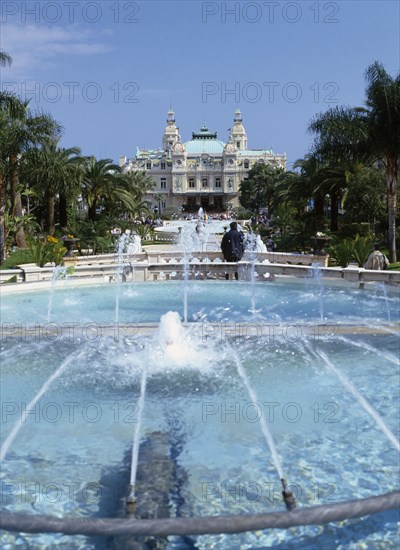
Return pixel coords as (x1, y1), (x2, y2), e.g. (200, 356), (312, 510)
(46, 236), (58, 243)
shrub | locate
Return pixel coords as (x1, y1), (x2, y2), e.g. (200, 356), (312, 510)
(132, 224), (153, 240)
(161, 206), (180, 220)
(352, 234), (373, 267)
(328, 234), (373, 267)
(26, 236), (67, 267)
(234, 207), (253, 220)
(328, 239), (353, 267)
(340, 223), (372, 238)
(93, 234), (114, 254)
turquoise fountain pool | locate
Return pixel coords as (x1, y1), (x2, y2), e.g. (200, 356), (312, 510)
(1, 279), (399, 549)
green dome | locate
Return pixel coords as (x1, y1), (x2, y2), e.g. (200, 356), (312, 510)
(184, 123), (226, 154)
(184, 138), (226, 154)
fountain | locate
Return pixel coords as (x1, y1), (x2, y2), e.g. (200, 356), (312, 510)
(242, 231), (264, 312)
(179, 225), (194, 322)
(0, 272), (399, 548)
(311, 234), (331, 256)
(114, 233), (141, 322)
(46, 265), (71, 322)
(309, 261), (325, 320)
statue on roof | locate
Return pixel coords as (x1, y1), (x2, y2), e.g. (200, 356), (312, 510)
(224, 135), (236, 154)
(173, 136), (186, 154)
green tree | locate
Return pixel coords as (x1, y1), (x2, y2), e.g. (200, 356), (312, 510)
(0, 51), (12, 66)
(291, 154), (327, 232)
(82, 157), (136, 221)
(310, 61), (400, 261)
(0, 52), (13, 263)
(120, 170), (155, 218)
(0, 94), (62, 247)
(22, 141), (82, 234)
(239, 163), (284, 214)
(123, 170), (155, 202)
(154, 192), (164, 215)
(342, 164), (386, 226)
(316, 164), (348, 232)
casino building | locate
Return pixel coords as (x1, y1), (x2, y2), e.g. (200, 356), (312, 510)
(119, 109), (286, 213)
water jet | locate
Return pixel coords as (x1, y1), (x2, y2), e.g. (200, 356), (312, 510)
(0, 273), (399, 548)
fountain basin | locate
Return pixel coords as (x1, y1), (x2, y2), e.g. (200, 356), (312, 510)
(0, 280), (399, 549)
(1, 279), (399, 325)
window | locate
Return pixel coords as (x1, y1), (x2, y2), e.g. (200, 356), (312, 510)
(189, 177), (195, 188)
(237, 141), (241, 148)
(146, 162), (151, 169)
(161, 162), (166, 169)
(244, 160), (249, 169)
(160, 178), (167, 189)
(202, 177), (208, 188)
(215, 177), (221, 188)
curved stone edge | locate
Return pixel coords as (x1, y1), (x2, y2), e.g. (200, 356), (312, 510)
(1, 490), (399, 537)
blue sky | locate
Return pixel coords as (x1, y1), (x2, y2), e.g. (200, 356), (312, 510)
(1, 0), (399, 168)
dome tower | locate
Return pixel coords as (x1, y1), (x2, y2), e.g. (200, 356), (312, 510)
(231, 109), (248, 150)
(162, 109), (180, 153)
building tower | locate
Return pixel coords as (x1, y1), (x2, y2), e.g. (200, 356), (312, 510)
(162, 109), (180, 155)
(231, 109), (248, 150)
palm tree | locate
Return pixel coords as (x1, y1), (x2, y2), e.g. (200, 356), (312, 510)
(0, 53), (13, 263)
(239, 163), (285, 215)
(123, 170), (155, 200)
(315, 164), (348, 232)
(0, 94), (62, 246)
(0, 51), (12, 66)
(122, 169), (155, 218)
(154, 192), (163, 216)
(291, 154), (327, 231)
(309, 61), (400, 261)
(23, 141), (82, 234)
(82, 157), (135, 221)
(0, 94), (32, 259)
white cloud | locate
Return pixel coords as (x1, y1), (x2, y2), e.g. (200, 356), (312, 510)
(1, 24), (113, 78)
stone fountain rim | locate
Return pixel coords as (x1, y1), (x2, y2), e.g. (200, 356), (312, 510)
(1, 273), (399, 295)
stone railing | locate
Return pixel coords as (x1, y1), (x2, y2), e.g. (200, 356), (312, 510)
(1, 253), (399, 287)
(84, 250), (328, 266)
(0, 269), (24, 284)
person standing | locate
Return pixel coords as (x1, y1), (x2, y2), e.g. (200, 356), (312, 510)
(265, 235), (277, 252)
(364, 243), (389, 270)
(221, 221), (245, 280)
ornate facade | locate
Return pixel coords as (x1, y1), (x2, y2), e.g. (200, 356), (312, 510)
(119, 109), (286, 213)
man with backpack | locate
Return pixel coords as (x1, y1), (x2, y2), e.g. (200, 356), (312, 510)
(364, 243), (390, 270)
(221, 221), (245, 280)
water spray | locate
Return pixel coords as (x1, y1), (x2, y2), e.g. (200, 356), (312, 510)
(281, 478), (296, 511)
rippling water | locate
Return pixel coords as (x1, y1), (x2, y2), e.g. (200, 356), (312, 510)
(1, 280), (399, 548)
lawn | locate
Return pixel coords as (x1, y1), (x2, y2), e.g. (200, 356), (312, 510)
(0, 249), (33, 269)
